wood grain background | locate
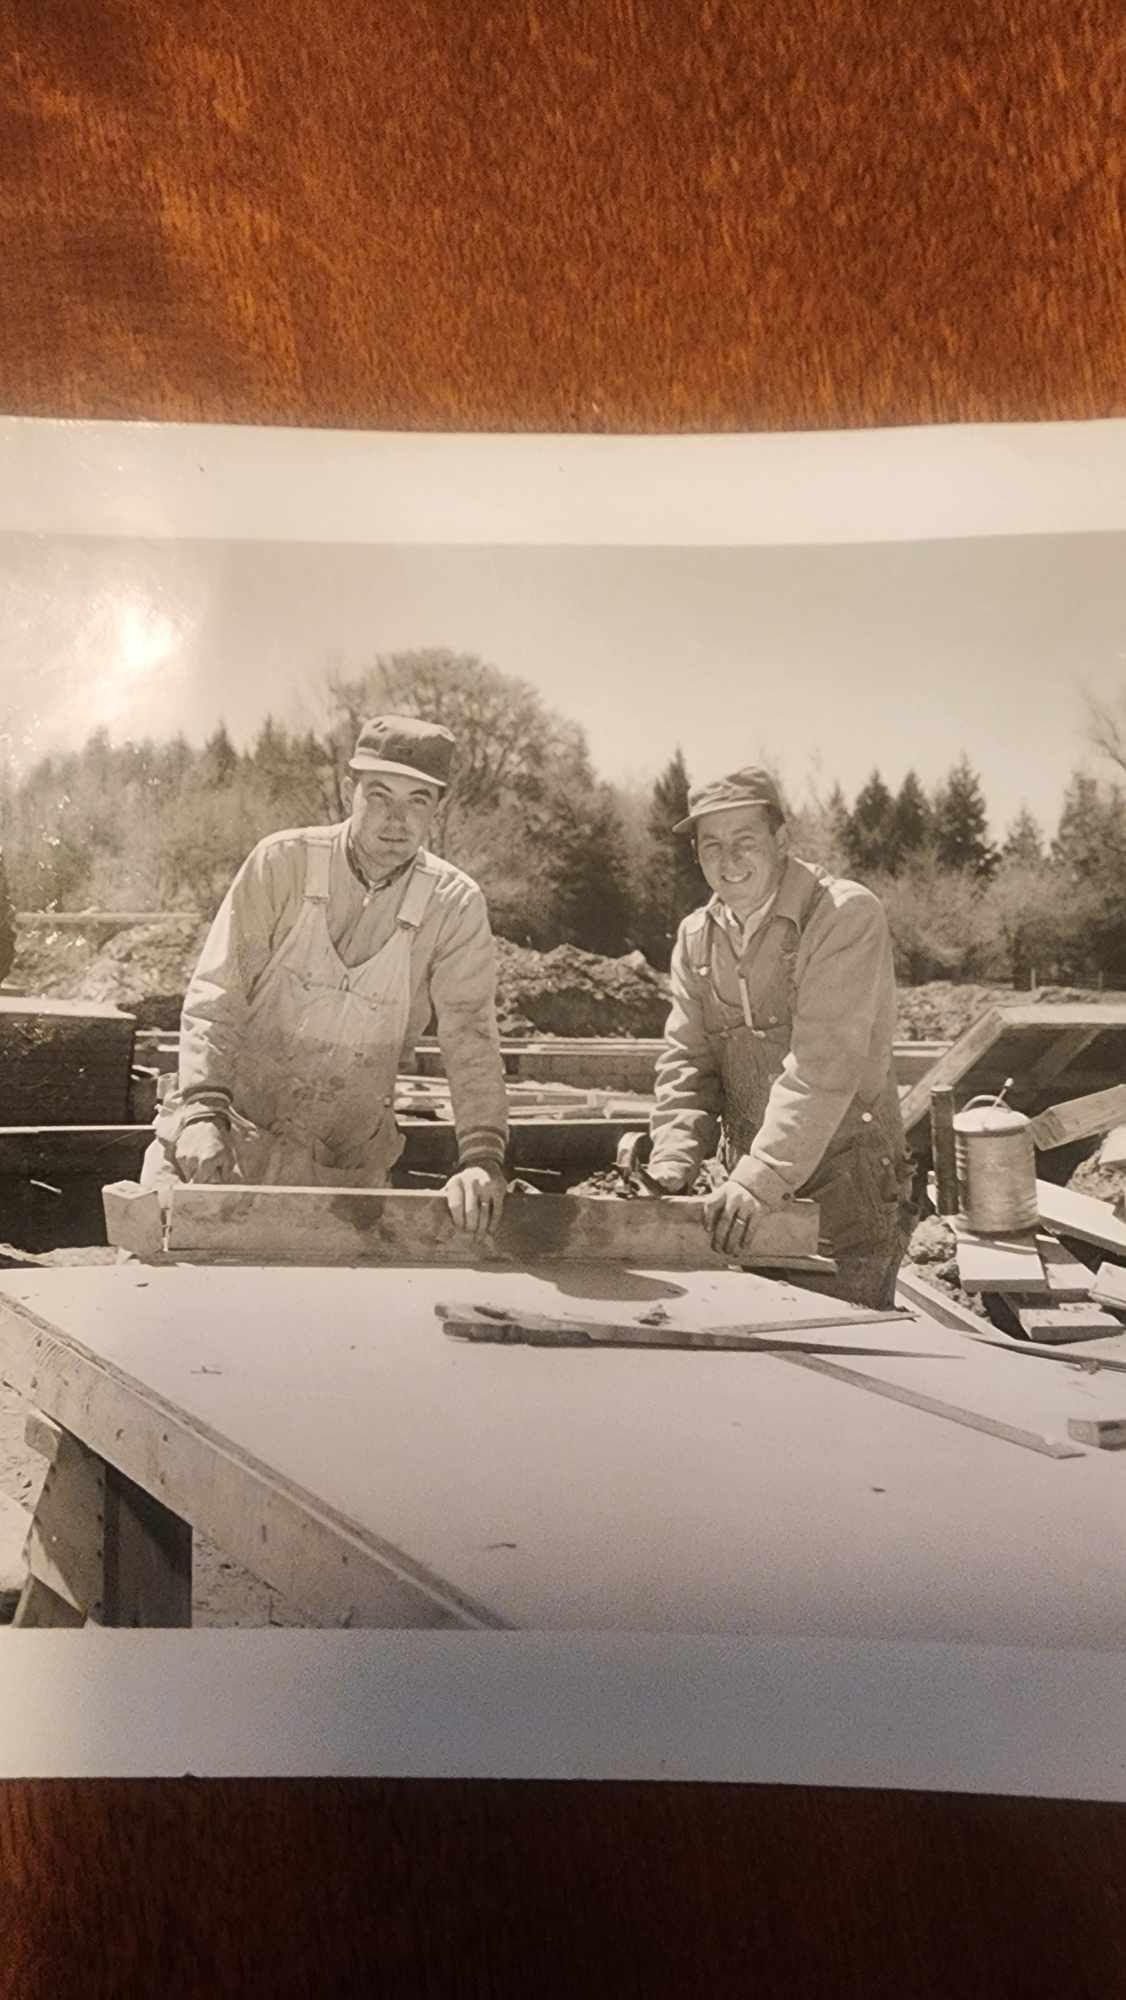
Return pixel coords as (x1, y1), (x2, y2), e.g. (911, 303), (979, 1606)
(4, 1), (1126, 1990)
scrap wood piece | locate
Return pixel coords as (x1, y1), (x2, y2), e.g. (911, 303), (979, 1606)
(1036, 1180), (1126, 1257)
(437, 1300), (913, 1352)
(1067, 1417), (1126, 1450)
(776, 1352), (1084, 1460)
(157, 1182), (826, 1270)
(1099, 1126), (1126, 1169)
(1092, 1263), (1126, 1313)
(102, 1181), (164, 1260)
(1038, 1236), (1095, 1302)
(1017, 1307), (1126, 1345)
(951, 1223), (1050, 1297)
(1029, 1084), (1126, 1152)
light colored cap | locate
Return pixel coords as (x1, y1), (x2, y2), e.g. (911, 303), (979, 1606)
(673, 764), (784, 833)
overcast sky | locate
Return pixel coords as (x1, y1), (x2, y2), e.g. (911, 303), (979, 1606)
(2, 531), (1124, 839)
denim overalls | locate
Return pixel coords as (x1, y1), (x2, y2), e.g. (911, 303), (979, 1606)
(687, 869), (914, 1308)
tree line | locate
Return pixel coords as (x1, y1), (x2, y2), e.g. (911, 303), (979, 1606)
(2, 648), (1125, 987)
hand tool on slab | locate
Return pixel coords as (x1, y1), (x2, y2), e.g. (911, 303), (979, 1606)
(436, 1302), (1085, 1458)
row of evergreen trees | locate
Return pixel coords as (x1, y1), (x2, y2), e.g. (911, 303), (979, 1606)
(2, 649), (1125, 985)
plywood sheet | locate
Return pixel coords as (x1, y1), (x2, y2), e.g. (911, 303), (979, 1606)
(2, 1265), (1125, 1645)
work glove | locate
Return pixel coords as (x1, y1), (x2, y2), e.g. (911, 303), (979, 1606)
(444, 1163), (508, 1239)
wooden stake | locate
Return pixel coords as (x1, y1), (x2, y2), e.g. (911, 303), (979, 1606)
(930, 1086), (958, 1214)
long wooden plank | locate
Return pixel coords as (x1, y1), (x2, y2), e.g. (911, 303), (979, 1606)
(1038, 1236), (1096, 1301)
(1030, 1085), (1126, 1152)
(895, 1268), (990, 1337)
(898, 1006), (1009, 1145)
(160, 1184), (824, 1270)
(1029, 1026), (1105, 1092)
(437, 1301), (912, 1352)
(1036, 1180), (1126, 1256)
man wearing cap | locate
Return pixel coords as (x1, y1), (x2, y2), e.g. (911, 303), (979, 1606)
(142, 715), (509, 1236)
(645, 766), (912, 1307)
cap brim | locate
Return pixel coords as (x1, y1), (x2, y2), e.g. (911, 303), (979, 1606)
(674, 793), (778, 832)
(348, 755), (448, 787)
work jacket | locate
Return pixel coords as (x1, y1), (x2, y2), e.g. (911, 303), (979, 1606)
(177, 822), (508, 1172)
(650, 854), (907, 1210)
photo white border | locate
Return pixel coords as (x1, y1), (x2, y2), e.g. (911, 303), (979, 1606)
(2, 413), (1126, 547)
(4, 411), (1126, 1793)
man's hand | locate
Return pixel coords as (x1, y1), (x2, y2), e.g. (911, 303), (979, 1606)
(174, 1116), (239, 1185)
(444, 1163), (508, 1238)
(643, 1161), (692, 1195)
(702, 1178), (765, 1259)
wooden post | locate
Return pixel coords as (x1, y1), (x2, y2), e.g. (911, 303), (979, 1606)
(930, 1086), (958, 1215)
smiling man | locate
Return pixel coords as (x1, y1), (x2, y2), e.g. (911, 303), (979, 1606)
(142, 714), (509, 1237)
(646, 765), (912, 1307)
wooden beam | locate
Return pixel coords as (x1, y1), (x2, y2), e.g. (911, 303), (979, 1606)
(1036, 1181), (1126, 1257)
(899, 1007), (1008, 1147)
(1029, 1085), (1126, 1152)
(19, 1415), (106, 1623)
(1028, 1026), (1104, 1093)
(929, 1086), (958, 1214)
(159, 1184), (824, 1270)
(895, 1268), (989, 1337)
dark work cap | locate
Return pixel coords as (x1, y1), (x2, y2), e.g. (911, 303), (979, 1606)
(673, 765), (785, 833)
(348, 714), (455, 789)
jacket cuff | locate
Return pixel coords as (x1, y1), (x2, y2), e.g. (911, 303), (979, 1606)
(456, 1127), (508, 1170)
(728, 1153), (794, 1208)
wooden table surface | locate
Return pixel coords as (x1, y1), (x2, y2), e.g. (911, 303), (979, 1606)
(5, 0), (1126, 1989)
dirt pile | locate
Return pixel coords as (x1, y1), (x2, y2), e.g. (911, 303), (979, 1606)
(12, 916), (210, 1030)
(897, 982), (1125, 1043)
(11, 917), (673, 1039)
(493, 940), (670, 1037)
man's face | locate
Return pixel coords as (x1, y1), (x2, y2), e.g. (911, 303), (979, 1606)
(348, 769), (440, 876)
(694, 804), (788, 917)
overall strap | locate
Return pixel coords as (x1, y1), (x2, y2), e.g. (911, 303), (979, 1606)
(396, 859), (440, 932)
(302, 833), (336, 902)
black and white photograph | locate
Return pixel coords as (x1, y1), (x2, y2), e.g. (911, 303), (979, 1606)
(2, 417), (1126, 1787)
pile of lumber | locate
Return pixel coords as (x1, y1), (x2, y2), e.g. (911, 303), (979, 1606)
(930, 1180), (1126, 1346)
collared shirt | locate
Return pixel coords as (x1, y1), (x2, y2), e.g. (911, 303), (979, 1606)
(715, 890), (778, 959)
(649, 855), (898, 1205)
(179, 821), (508, 1170)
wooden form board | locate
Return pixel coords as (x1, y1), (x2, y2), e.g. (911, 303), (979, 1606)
(900, 1004), (1126, 1154)
(152, 1184), (826, 1272)
(2, 1263), (1126, 1643)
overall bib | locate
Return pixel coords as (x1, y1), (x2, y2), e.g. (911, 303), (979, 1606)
(690, 878), (913, 1308)
(145, 836), (437, 1188)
